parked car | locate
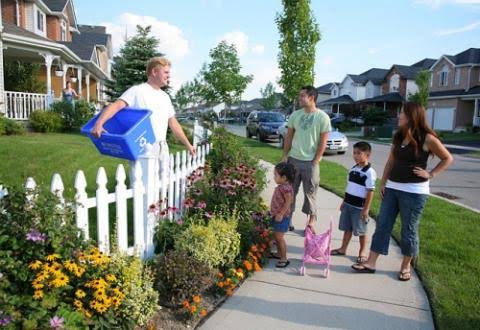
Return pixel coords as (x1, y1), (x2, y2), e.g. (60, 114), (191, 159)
(277, 124), (348, 154)
(246, 111), (286, 141)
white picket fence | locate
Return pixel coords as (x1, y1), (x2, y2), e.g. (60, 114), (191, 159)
(0, 143), (210, 259)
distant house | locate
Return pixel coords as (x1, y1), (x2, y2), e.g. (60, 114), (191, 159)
(0, 0), (112, 120)
(316, 82), (336, 111)
(358, 58), (436, 116)
(427, 48), (480, 131)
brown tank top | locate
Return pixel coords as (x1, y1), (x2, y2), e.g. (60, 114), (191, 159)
(389, 134), (429, 183)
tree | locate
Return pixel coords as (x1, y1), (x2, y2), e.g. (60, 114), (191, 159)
(201, 41), (253, 106)
(408, 70), (431, 108)
(4, 61), (45, 93)
(106, 25), (163, 100)
(276, 0), (320, 112)
(174, 78), (206, 111)
(260, 82), (277, 109)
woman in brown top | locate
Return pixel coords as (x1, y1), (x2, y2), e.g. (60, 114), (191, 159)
(352, 102), (453, 281)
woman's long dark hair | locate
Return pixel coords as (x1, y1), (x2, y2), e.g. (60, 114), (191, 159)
(393, 102), (437, 156)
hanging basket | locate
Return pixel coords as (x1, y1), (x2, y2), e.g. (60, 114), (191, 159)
(70, 77), (77, 83)
(54, 70), (64, 77)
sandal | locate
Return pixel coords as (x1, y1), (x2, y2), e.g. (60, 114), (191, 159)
(398, 270), (411, 281)
(356, 256), (368, 263)
(268, 253), (280, 259)
(330, 249), (346, 256)
(275, 260), (290, 268)
(351, 263), (376, 273)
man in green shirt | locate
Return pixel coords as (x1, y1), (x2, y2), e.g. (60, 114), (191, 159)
(282, 86), (331, 232)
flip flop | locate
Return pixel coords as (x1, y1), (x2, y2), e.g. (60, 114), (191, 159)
(398, 270), (411, 281)
(268, 253), (280, 259)
(330, 249), (346, 256)
(356, 256), (368, 263)
(275, 260), (290, 268)
(351, 263), (376, 273)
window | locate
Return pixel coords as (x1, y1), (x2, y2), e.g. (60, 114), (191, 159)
(60, 20), (67, 41)
(440, 65), (449, 86)
(389, 74), (400, 92)
(36, 10), (44, 31)
(455, 69), (460, 85)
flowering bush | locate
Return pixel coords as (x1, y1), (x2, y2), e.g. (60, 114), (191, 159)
(181, 295), (208, 320)
(154, 250), (214, 307)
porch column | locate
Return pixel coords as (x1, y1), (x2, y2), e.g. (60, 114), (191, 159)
(0, 11), (5, 115)
(77, 67), (83, 96)
(97, 81), (101, 103)
(337, 103), (340, 116)
(39, 53), (59, 103)
(62, 64), (68, 89)
(474, 98), (479, 127)
(85, 73), (90, 102)
(383, 102), (386, 111)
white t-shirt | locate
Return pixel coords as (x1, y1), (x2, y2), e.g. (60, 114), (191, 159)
(119, 83), (175, 142)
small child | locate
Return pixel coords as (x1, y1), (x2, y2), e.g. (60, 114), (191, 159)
(269, 162), (296, 268)
(331, 141), (377, 264)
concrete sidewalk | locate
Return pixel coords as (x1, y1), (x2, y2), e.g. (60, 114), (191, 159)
(200, 160), (434, 330)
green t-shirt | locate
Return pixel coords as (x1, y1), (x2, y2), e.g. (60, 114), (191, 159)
(287, 108), (331, 161)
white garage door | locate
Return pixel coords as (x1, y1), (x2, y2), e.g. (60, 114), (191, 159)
(426, 107), (455, 131)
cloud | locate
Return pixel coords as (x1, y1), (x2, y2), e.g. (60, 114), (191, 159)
(435, 21), (480, 35)
(243, 62), (281, 99)
(218, 31), (249, 56)
(101, 13), (190, 60)
(251, 44), (265, 55)
(413, 0), (480, 8)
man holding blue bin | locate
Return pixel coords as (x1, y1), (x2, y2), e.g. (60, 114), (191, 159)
(91, 57), (195, 158)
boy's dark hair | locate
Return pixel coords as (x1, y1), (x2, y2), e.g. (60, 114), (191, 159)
(301, 85), (318, 103)
(353, 141), (372, 153)
(275, 162), (296, 184)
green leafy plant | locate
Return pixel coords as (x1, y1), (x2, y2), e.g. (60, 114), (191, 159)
(361, 107), (391, 126)
(29, 110), (63, 133)
(154, 220), (184, 254)
(154, 250), (214, 307)
(50, 100), (96, 132)
(0, 116), (26, 136)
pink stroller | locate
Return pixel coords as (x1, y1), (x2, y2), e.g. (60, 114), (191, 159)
(300, 218), (333, 277)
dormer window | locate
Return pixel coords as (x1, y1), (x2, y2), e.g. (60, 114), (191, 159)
(36, 10), (44, 31)
(389, 74), (399, 92)
(61, 20), (67, 41)
(440, 65), (449, 86)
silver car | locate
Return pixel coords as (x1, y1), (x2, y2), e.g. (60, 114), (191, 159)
(277, 123), (348, 154)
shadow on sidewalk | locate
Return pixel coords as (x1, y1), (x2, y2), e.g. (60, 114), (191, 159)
(220, 295), (430, 329)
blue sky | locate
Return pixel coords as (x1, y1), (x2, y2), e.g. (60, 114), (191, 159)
(75, 0), (480, 99)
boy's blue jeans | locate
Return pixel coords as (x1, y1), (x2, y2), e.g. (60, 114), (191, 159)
(371, 188), (428, 257)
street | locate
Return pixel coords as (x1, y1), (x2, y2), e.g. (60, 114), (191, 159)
(225, 124), (480, 211)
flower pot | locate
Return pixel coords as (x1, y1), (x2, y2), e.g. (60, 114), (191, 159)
(54, 70), (64, 77)
(70, 77), (77, 83)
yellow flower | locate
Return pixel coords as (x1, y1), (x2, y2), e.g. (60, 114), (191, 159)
(46, 253), (60, 261)
(64, 260), (76, 272)
(32, 282), (44, 290)
(105, 274), (117, 282)
(74, 299), (83, 309)
(84, 310), (92, 318)
(33, 290), (43, 300)
(35, 271), (49, 281)
(74, 266), (85, 277)
(112, 297), (121, 308)
(96, 304), (107, 314)
(50, 274), (69, 288)
(29, 260), (42, 270)
(75, 289), (86, 299)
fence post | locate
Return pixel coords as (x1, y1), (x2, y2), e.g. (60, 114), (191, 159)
(96, 167), (109, 254)
(74, 170), (89, 240)
(136, 143), (160, 259)
(115, 164), (128, 253)
(132, 161), (145, 258)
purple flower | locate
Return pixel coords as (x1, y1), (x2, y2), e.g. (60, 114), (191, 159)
(50, 316), (64, 329)
(26, 229), (47, 243)
(0, 310), (13, 326)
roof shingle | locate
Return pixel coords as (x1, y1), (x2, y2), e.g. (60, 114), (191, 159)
(42, 0), (68, 12)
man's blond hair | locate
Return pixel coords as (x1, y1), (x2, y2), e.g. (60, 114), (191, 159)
(146, 57), (171, 76)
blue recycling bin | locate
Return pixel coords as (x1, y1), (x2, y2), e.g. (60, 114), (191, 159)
(81, 108), (156, 160)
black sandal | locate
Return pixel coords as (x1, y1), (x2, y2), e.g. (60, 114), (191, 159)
(351, 263), (376, 273)
(275, 260), (290, 268)
(398, 270), (411, 281)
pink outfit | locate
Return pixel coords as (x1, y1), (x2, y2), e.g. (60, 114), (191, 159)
(270, 183), (293, 216)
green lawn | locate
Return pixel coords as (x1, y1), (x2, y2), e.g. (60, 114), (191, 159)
(234, 134), (480, 330)
(437, 131), (480, 142)
(0, 133), (183, 198)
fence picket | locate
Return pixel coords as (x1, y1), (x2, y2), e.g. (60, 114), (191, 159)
(174, 152), (181, 212)
(96, 167), (110, 253)
(74, 170), (89, 240)
(132, 161), (145, 257)
(167, 156), (175, 220)
(50, 173), (65, 206)
(115, 165), (128, 253)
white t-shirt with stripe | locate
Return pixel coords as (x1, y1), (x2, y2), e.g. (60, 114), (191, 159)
(344, 163), (377, 209)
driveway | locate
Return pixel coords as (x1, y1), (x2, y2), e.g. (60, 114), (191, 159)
(224, 124), (480, 211)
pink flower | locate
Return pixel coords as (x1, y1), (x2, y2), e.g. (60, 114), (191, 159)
(50, 316), (64, 329)
(197, 201), (207, 209)
(176, 219), (184, 225)
(205, 212), (213, 219)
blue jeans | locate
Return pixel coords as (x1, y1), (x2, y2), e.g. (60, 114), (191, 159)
(371, 188), (428, 257)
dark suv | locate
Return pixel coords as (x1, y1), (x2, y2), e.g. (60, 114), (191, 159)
(246, 111), (285, 141)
